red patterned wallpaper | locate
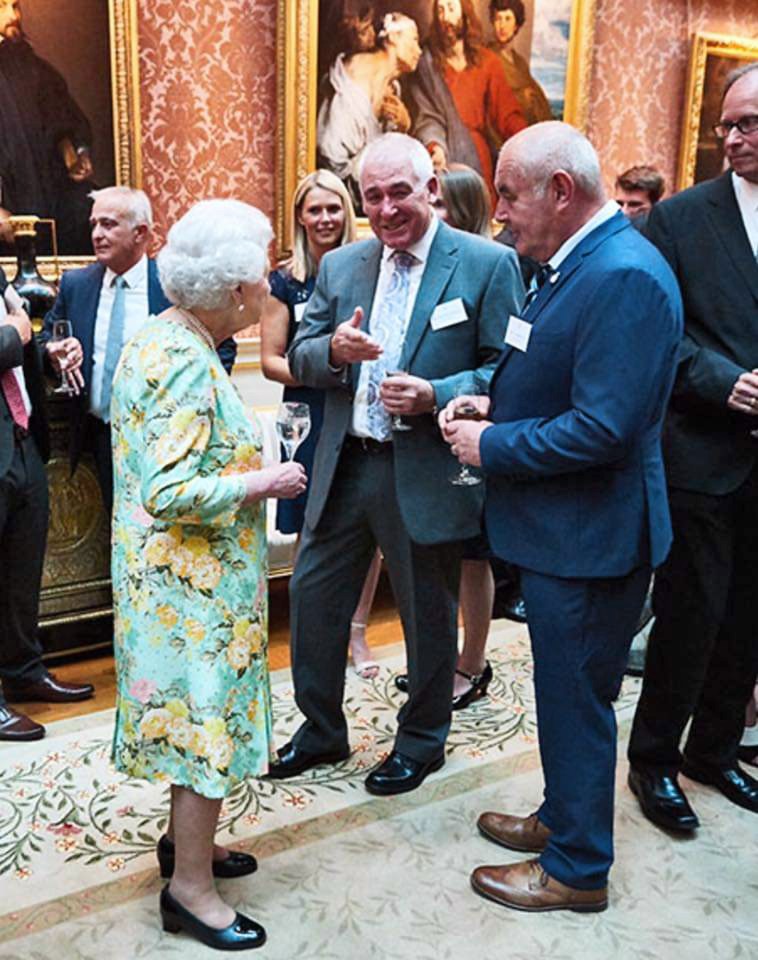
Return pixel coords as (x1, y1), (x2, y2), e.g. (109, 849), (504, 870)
(137, 0), (757, 239)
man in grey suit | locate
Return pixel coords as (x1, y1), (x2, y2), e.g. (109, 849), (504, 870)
(268, 132), (524, 794)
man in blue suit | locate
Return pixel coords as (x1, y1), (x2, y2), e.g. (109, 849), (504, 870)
(443, 122), (683, 911)
(43, 186), (236, 511)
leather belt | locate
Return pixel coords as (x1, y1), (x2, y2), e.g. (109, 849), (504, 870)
(343, 434), (393, 454)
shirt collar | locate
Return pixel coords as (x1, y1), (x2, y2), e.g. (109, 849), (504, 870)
(733, 170), (758, 209)
(104, 254), (148, 291)
(548, 200), (620, 270)
(380, 215), (439, 268)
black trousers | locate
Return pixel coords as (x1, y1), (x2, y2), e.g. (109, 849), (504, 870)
(628, 470), (758, 772)
(0, 433), (49, 704)
(290, 442), (463, 762)
(83, 414), (113, 514)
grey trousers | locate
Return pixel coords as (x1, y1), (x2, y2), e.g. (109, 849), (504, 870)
(289, 442), (463, 762)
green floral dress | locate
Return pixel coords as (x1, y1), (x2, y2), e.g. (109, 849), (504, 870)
(110, 317), (273, 798)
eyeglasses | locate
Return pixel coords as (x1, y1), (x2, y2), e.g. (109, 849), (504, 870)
(712, 115), (758, 139)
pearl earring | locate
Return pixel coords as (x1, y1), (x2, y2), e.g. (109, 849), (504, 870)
(238, 303), (245, 313)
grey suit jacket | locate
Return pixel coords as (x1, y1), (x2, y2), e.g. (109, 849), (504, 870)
(288, 221), (525, 544)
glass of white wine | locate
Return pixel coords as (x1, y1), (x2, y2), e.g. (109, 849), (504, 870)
(275, 401), (311, 460)
(51, 319), (74, 395)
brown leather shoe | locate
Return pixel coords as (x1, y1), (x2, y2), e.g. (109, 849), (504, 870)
(0, 704), (45, 741)
(471, 858), (608, 913)
(3, 673), (94, 704)
(477, 810), (551, 853)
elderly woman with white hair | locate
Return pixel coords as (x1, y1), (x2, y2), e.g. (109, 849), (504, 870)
(109, 199), (306, 951)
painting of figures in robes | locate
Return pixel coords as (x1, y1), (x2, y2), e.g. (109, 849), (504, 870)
(310, 0), (592, 214)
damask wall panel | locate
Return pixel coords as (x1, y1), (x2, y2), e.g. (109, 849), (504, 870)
(589, 0), (758, 194)
(137, 0), (277, 243)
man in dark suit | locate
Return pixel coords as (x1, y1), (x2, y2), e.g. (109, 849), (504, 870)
(268, 132), (524, 794)
(627, 62), (758, 829)
(443, 122), (682, 911)
(0, 268), (93, 741)
(43, 186), (237, 511)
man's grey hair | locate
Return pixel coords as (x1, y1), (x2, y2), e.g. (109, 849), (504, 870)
(723, 61), (758, 99)
(504, 121), (605, 202)
(359, 132), (435, 190)
(89, 186), (153, 226)
(157, 199), (272, 311)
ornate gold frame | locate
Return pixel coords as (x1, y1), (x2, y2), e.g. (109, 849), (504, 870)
(677, 31), (758, 191)
(0, 0), (142, 280)
(275, 0), (598, 255)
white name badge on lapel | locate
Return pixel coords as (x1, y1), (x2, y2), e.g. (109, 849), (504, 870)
(430, 297), (468, 331)
(294, 301), (309, 324)
(505, 314), (532, 352)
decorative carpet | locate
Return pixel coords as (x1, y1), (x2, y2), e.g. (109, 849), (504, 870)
(0, 622), (756, 959)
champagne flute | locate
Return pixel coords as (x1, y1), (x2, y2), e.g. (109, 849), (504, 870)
(384, 368), (413, 432)
(450, 390), (483, 487)
(51, 319), (74, 395)
(275, 401), (311, 461)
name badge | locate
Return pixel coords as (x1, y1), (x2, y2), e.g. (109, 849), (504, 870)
(430, 297), (468, 331)
(505, 314), (532, 352)
(294, 301), (309, 324)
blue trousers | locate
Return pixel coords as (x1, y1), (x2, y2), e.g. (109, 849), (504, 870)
(520, 566), (650, 890)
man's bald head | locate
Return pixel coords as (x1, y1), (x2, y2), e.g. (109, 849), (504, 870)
(499, 121), (605, 202)
(494, 122), (607, 262)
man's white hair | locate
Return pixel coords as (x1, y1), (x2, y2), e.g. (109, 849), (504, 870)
(157, 199), (272, 311)
(89, 186), (153, 226)
(359, 132), (434, 190)
(504, 122), (605, 201)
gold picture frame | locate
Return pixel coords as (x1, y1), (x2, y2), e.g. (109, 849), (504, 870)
(0, 0), (142, 280)
(677, 31), (758, 191)
(275, 0), (598, 255)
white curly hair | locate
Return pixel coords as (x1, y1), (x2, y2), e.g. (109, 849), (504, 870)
(157, 199), (273, 311)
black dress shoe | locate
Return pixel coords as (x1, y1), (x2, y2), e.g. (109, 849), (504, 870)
(394, 673), (409, 694)
(501, 595), (527, 624)
(628, 766), (699, 833)
(681, 758), (758, 813)
(0, 704), (45, 741)
(157, 835), (258, 880)
(365, 749), (444, 796)
(265, 741), (350, 779)
(160, 886), (265, 950)
(452, 661), (493, 711)
(4, 673), (94, 703)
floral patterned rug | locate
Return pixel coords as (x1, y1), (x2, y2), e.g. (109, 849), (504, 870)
(1, 622), (755, 959)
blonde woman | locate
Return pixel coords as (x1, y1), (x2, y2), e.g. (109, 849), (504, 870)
(261, 170), (381, 679)
(110, 199), (306, 951)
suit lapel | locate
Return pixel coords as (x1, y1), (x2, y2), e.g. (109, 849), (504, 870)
(80, 263), (106, 389)
(351, 240), (383, 393)
(706, 173), (758, 304)
(490, 212), (630, 384)
(400, 224), (456, 369)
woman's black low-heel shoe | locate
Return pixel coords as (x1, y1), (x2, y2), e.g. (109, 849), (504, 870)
(157, 835), (258, 880)
(160, 886), (266, 950)
(451, 661), (493, 711)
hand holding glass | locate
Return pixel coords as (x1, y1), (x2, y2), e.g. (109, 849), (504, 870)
(51, 320), (74, 395)
(383, 369), (413, 431)
(450, 393), (483, 487)
(276, 402), (311, 461)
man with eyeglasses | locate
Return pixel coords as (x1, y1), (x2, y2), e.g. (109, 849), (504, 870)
(627, 62), (758, 831)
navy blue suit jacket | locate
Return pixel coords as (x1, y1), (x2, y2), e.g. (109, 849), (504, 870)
(481, 211), (683, 578)
(42, 258), (237, 473)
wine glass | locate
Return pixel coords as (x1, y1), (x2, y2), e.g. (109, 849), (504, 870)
(450, 390), (483, 487)
(275, 401), (311, 461)
(384, 368), (413, 432)
(51, 319), (74, 395)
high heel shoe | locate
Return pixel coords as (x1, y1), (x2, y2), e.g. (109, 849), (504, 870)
(451, 661), (492, 711)
(160, 886), (266, 950)
(157, 834), (258, 880)
(394, 662), (493, 711)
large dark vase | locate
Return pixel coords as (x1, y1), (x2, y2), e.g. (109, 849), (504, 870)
(8, 215), (58, 331)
